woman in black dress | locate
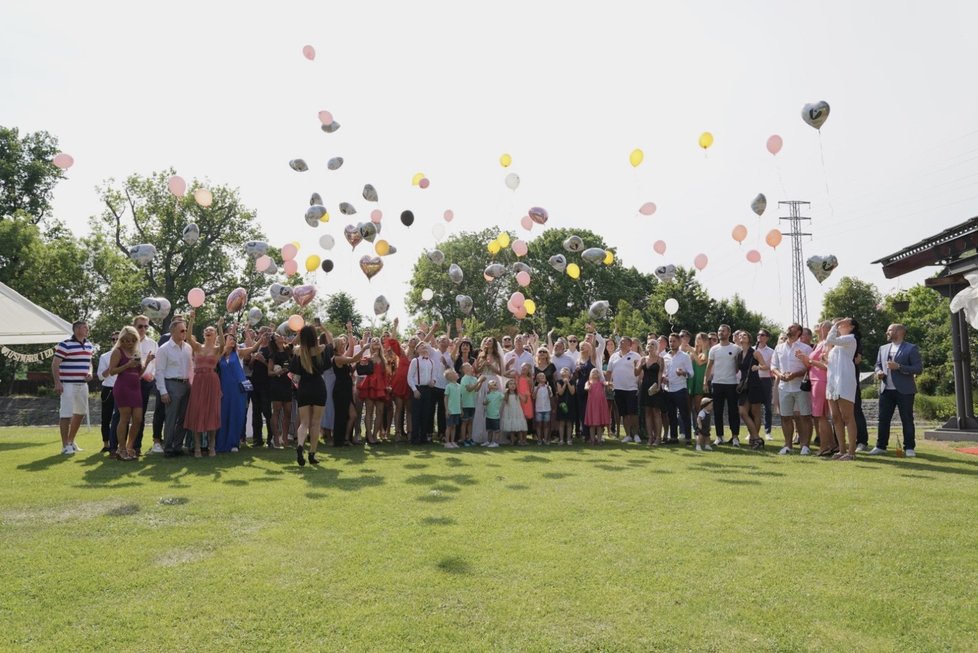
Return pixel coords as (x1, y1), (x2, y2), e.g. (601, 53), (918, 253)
(290, 325), (332, 466)
(639, 341), (666, 445)
(268, 332), (294, 449)
(330, 323), (367, 447)
(735, 331), (768, 447)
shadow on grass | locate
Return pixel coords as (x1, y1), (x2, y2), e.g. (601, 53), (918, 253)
(0, 441), (47, 453)
(405, 473), (478, 488)
(421, 516), (456, 526)
(506, 484), (530, 490)
(542, 472), (575, 479)
(436, 555), (471, 574)
(105, 503), (140, 516)
(15, 453), (72, 472)
(856, 450), (978, 478)
(716, 478), (762, 485)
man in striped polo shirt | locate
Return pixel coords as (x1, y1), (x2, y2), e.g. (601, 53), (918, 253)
(52, 320), (94, 454)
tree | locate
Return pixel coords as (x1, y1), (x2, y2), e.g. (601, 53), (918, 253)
(323, 291), (364, 332)
(885, 284), (954, 394)
(0, 127), (64, 223)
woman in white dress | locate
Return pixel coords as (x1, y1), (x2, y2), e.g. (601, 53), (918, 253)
(471, 337), (505, 444)
(824, 317), (859, 461)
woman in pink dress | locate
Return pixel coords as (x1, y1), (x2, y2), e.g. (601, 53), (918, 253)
(798, 320), (836, 456)
(183, 313), (223, 457)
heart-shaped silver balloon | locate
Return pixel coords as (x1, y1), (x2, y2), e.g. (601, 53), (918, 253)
(244, 240), (268, 258)
(563, 235), (584, 253)
(456, 294), (474, 315)
(305, 205), (328, 227)
(362, 184), (378, 202)
(289, 159), (308, 172)
(654, 264), (677, 282)
(321, 121), (341, 134)
(182, 223), (200, 246)
(806, 254), (838, 284)
(269, 283), (292, 305)
(339, 202), (356, 215)
(751, 193), (766, 217)
(359, 221), (378, 243)
(344, 224), (363, 249)
(448, 263), (464, 285)
(548, 254), (567, 272)
(528, 206), (549, 225)
(801, 101), (830, 130)
(581, 247), (606, 264)
(484, 263), (505, 279)
(327, 157), (344, 171)
(359, 255), (383, 280)
(512, 262), (532, 275)
(139, 297), (171, 320)
(292, 284), (317, 307)
(427, 249), (445, 265)
(129, 244), (157, 267)
(310, 192), (323, 206)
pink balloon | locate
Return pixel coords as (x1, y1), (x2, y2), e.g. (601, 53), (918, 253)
(694, 253), (708, 271)
(167, 175), (186, 198)
(746, 249), (761, 263)
(653, 240), (666, 255)
(302, 45), (316, 61)
(281, 243), (298, 261)
(52, 153), (74, 170)
(511, 239), (528, 257)
(255, 255), (272, 272)
(292, 284), (317, 307)
(516, 271), (531, 287)
(520, 216), (533, 231)
(766, 135), (783, 156)
(288, 314), (305, 332)
(284, 259), (299, 276)
(371, 209), (383, 224)
(419, 178), (430, 189)
(443, 209), (454, 222)
(226, 287), (248, 313)
(318, 110), (334, 125)
(187, 287), (205, 308)
(639, 202), (657, 216)
(514, 306), (527, 320)
(510, 292), (525, 308)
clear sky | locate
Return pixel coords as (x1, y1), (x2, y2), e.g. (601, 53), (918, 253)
(4, 1), (978, 328)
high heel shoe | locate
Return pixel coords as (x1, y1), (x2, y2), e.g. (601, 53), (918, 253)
(296, 446), (306, 467)
(308, 452), (319, 465)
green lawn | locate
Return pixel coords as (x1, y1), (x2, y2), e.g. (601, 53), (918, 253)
(2, 426), (977, 653)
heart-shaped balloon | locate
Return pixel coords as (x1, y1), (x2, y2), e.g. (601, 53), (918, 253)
(581, 247), (606, 264)
(247, 307), (263, 326)
(321, 121), (341, 134)
(344, 224), (363, 249)
(588, 300), (610, 320)
(359, 221), (378, 243)
(140, 297), (171, 320)
(327, 157), (344, 171)
(310, 192), (323, 206)
(182, 223), (200, 246)
(548, 254), (567, 272)
(226, 287), (248, 313)
(456, 294), (474, 315)
(359, 256), (383, 280)
(806, 254), (839, 284)
(289, 159), (308, 172)
(512, 262), (532, 275)
(751, 193), (767, 217)
(448, 263), (464, 285)
(292, 284), (317, 307)
(269, 283), (293, 305)
(484, 263), (505, 279)
(305, 205), (328, 226)
(339, 202), (356, 215)
(801, 101), (830, 130)
(563, 235), (584, 253)
(128, 244), (157, 267)
(373, 295), (390, 315)
(362, 184), (379, 202)
(244, 241), (268, 258)
(528, 206), (549, 225)
(427, 249), (445, 265)
(654, 264), (677, 282)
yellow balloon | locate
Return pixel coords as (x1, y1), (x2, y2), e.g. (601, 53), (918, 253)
(319, 211), (330, 223)
(699, 132), (714, 149)
(603, 250), (614, 265)
(524, 299), (536, 315)
(487, 240), (501, 255)
(305, 254), (321, 272)
(499, 153), (512, 168)
(629, 148), (644, 168)
(566, 263), (580, 280)
(375, 240), (390, 256)
(497, 232), (511, 248)
(411, 172), (425, 186)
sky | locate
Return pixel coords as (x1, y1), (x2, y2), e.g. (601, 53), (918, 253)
(4, 1), (978, 329)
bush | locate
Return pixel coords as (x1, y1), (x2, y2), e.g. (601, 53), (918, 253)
(915, 395), (959, 421)
(916, 370), (940, 395)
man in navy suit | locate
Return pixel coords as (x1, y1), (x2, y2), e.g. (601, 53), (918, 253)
(869, 324), (923, 457)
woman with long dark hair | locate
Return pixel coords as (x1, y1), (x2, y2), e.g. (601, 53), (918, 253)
(289, 325), (331, 466)
(267, 332), (294, 449)
(330, 323), (367, 447)
(825, 317), (860, 461)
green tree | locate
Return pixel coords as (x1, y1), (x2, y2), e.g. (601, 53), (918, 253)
(323, 291), (364, 332)
(645, 267), (718, 334)
(885, 284), (954, 394)
(0, 126), (64, 223)
(820, 276), (890, 369)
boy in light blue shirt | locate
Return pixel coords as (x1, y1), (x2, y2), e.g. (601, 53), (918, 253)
(484, 379), (504, 448)
(443, 369), (463, 449)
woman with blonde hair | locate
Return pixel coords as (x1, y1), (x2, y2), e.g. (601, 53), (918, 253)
(107, 325), (155, 460)
(687, 332), (710, 432)
(825, 318), (860, 461)
(359, 335), (389, 445)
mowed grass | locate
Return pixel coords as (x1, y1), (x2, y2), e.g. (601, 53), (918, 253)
(2, 427), (978, 653)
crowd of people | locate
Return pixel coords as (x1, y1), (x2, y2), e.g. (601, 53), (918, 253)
(50, 311), (924, 466)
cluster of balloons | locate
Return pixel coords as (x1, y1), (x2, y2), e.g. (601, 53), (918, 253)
(507, 292), (537, 320)
(411, 172), (431, 189)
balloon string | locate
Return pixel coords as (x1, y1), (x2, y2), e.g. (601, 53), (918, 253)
(818, 130), (835, 218)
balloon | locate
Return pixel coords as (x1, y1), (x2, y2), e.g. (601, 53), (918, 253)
(265, 262), (279, 275)
(369, 209), (383, 224)
(510, 292), (525, 308)
(326, 157), (344, 171)
(305, 205), (328, 226)
(524, 299), (536, 315)
(302, 45), (316, 61)
(167, 175), (186, 197)
(548, 254), (567, 272)
(52, 153), (74, 170)
(276, 321), (294, 337)
(226, 287), (248, 313)
(528, 207), (548, 225)
(359, 221), (379, 243)
(428, 250), (445, 265)
(245, 240), (269, 258)
(375, 240), (391, 256)
(289, 159), (308, 172)
(566, 263), (580, 280)
(801, 101), (830, 130)
(588, 301), (610, 320)
(694, 253), (708, 271)
(362, 184), (379, 202)
(654, 264), (677, 282)
(373, 295), (390, 316)
(504, 173), (520, 191)
(140, 297), (171, 320)
(581, 247), (605, 264)
(280, 242), (298, 261)
(751, 194), (767, 217)
(339, 202), (356, 216)
(765, 229), (783, 249)
(603, 250), (614, 265)
(421, 288), (434, 302)
(520, 215), (533, 231)
(181, 223), (200, 246)
(562, 236), (584, 253)
(487, 240), (501, 255)
(269, 283), (292, 305)
(187, 288), (206, 308)
(484, 273), (494, 283)
(321, 121), (341, 134)
(766, 135), (783, 156)
(128, 244), (157, 266)
(653, 240), (666, 255)
(400, 210), (415, 226)
(292, 284), (316, 307)
(484, 263), (505, 279)
(629, 148), (644, 167)
(419, 178), (430, 189)
(807, 255), (839, 284)
(512, 262), (532, 275)
(305, 255), (321, 272)
(288, 314), (305, 332)
(746, 249), (761, 263)
(512, 239), (528, 257)
(359, 256), (383, 280)
(638, 202), (657, 216)
(443, 209), (454, 222)
(283, 259), (299, 276)
(321, 259), (334, 273)
(448, 263), (464, 285)
(432, 223), (446, 241)
(731, 224), (748, 243)
(255, 255), (272, 272)
(497, 232), (511, 248)
(247, 307), (263, 326)
(411, 173), (425, 186)
(513, 306), (527, 320)
(516, 271), (531, 287)
(500, 153), (512, 168)
(456, 294), (473, 315)
(664, 298), (679, 316)
(193, 188), (213, 208)
(319, 234), (335, 250)
(318, 110), (334, 126)
(698, 132), (714, 149)
(344, 224), (363, 249)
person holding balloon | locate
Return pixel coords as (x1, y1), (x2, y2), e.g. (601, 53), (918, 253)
(183, 312), (224, 457)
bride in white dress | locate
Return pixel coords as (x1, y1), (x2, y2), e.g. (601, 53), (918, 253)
(825, 317), (859, 460)
(471, 337), (505, 444)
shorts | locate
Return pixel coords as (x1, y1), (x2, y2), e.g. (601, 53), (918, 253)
(446, 413), (461, 426)
(60, 383), (89, 418)
(462, 407), (475, 421)
(614, 389), (638, 416)
(535, 411), (551, 423)
(778, 389), (812, 417)
(486, 417), (500, 431)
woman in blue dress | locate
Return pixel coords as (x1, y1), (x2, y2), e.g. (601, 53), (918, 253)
(216, 331), (256, 453)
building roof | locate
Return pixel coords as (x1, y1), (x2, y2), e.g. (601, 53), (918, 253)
(872, 216), (978, 279)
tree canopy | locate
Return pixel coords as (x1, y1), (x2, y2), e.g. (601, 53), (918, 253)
(0, 126), (64, 223)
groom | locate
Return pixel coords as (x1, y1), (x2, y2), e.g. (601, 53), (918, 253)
(869, 323), (923, 457)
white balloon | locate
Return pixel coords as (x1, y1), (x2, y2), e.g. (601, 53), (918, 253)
(664, 298), (679, 316)
(421, 288), (434, 302)
(247, 307), (263, 326)
(181, 223), (200, 246)
(504, 173), (520, 191)
(432, 223), (446, 240)
(319, 234), (335, 250)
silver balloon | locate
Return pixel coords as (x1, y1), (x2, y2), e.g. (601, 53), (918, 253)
(128, 244), (157, 267)
(321, 121), (341, 134)
(327, 157), (344, 171)
(806, 254), (838, 284)
(654, 264), (677, 282)
(427, 249), (445, 265)
(581, 247), (606, 264)
(139, 296), (171, 320)
(276, 321), (294, 337)
(373, 295), (390, 316)
(448, 263), (464, 285)
(588, 300), (610, 320)
(310, 192), (323, 206)
(456, 294), (474, 315)
(269, 283), (293, 306)
(359, 221), (378, 243)
(512, 262), (532, 275)
(264, 261), (278, 275)
(362, 184), (379, 202)
(305, 205), (328, 227)
(484, 263), (505, 279)
(182, 223), (200, 246)
(244, 240), (269, 258)
(751, 193), (767, 217)
(801, 101), (830, 130)
(563, 235), (584, 253)
(289, 159), (308, 172)
(504, 173), (520, 191)
(247, 307), (263, 326)
(548, 254), (567, 272)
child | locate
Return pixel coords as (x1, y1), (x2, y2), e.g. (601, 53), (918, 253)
(517, 363), (534, 438)
(483, 379), (504, 448)
(554, 367), (576, 445)
(533, 372), (553, 445)
(443, 369), (463, 449)
(584, 368), (610, 444)
(695, 397), (714, 452)
(460, 363), (483, 447)
(501, 378), (527, 445)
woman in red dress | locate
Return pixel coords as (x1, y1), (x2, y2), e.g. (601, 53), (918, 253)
(386, 318), (413, 442)
(359, 334), (389, 445)
(183, 313), (223, 457)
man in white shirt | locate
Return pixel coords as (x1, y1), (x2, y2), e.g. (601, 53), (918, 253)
(607, 336), (642, 442)
(408, 343), (436, 444)
(550, 335), (576, 381)
(704, 324), (742, 446)
(755, 329), (775, 439)
(96, 331), (120, 452)
(770, 323), (814, 455)
(430, 335), (454, 441)
(131, 315), (160, 455)
(662, 333), (695, 442)
(154, 318), (193, 457)
(504, 335), (534, 376)
(564, 334), (581, 365)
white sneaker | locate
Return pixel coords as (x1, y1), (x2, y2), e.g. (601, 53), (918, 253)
(714, 437), (724, 446)
(765, 433), (774, 441)
(70, 442), (83, 452)
(800, 446), (811, 456)
(443, 442), (451, 448)
(480, 442), (490, 447)
(868, 447), (887, 455)
(731, 437), (741, 447)
(855, 443), (867, 452)
(150, 442), (165, 454)
(695, 445), (703, 451)
(230, 447), (239, 453)
(778, 446), (791, 455)
(62, 445), (74, 455)
(633, 437), (642, 445)
(704, 444), (713, 451)
(488, 442), (499, 448)
(905, 449), (916, 457)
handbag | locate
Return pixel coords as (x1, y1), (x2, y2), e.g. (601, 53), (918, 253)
(239, 379), (254, 393)
(355, 360), (374, 376)
(647, 382), (660, 396)
(800, 373), (812, 392)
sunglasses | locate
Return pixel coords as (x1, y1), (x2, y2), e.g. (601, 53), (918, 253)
(567, 339), (578, 343)
(136, 324), (148, 330)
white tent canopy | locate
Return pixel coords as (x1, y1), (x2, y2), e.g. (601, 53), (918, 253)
(0, 281), (73, 345)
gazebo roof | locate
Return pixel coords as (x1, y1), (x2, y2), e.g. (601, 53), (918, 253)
(872, 216), (978, 279)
